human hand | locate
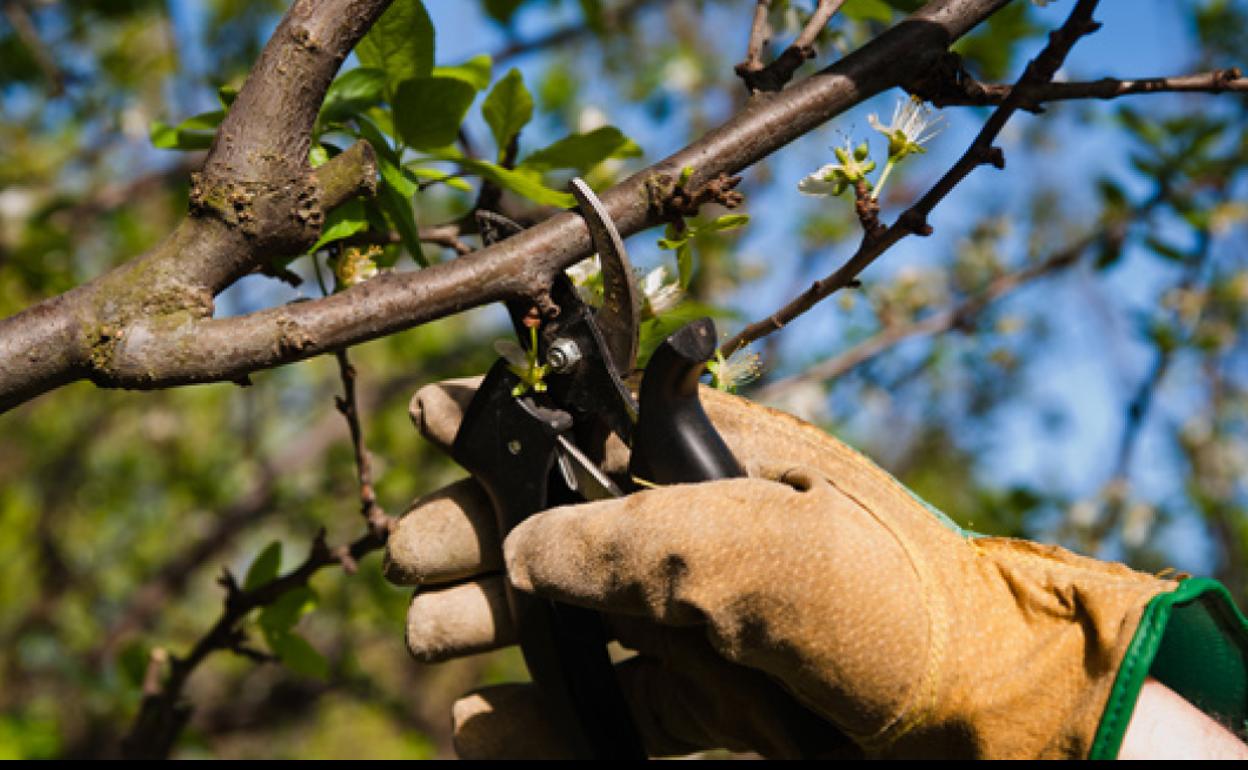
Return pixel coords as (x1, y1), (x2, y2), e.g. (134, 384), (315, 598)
(385, 379), (1173, 759)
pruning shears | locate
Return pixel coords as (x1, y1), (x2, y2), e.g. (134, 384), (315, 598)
(451, 179), (747, 759)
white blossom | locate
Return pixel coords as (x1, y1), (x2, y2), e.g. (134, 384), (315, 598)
(869, 97), (943, 160)
(639, 266), (683, 316)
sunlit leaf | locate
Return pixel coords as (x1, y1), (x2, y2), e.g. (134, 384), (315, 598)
(519, 126), (641, 173)
(434, 54), (493, 92)
(483, 68), (534, 158)
(394, 77), (477, 150)
(355, 0), (434, 93)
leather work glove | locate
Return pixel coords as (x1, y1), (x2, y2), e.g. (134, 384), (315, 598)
(384, 378), (1178, 759)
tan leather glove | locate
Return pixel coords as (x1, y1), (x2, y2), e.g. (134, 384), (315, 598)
(385, 379), (1175, 759)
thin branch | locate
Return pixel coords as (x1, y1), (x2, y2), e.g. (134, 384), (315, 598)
(795, 0), (847, 51)
(2, 0), (64, 96)
(754, 230), (1094, 401)
(492, 0), (654, 64)
(736, 0), (772, 77)
(913, 63), (1247, 110)
(333, 350), (390, 540)
(720, 0), (1104, 356)
(119, 528), (387, 759)
(737, 0), (848, 93)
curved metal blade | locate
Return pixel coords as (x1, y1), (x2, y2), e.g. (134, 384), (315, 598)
(569, 178), (639, 377)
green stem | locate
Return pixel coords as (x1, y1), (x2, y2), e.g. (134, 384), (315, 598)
(871, 158), (897, 200)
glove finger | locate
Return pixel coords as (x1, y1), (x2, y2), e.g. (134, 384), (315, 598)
(503, 476), (803, 625)
(405, 575), (516, 663)
(451, 655), (858, 759)
(408, 376), (482, 454)
(384, 477), (502, 587)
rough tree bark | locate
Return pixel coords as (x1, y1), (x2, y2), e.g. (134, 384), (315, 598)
(0, 0), (1014, 412)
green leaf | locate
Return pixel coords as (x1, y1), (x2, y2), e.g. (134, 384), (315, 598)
(353, 113), (400, 166)
(701, 213), (751, 233)
(393, 77), (477, 151)
(355, 0), (435, 94)
(655, 236), (689, 251)
(149, 110), (224, 151)
(377, 157), (428, 266)
(519, 126), (641, 173)
(267, 631), (329, 679)
(676, 241), (694, 289)
(217, 83), (239, 108)
(318, 67), (387, 129)
(454, 157), (575, 207)
(259, 586), (317, 636)
(243, 541), (282, 591)
(482, 68), (533, 158)
(311, 199), (369, 252)
(406, 166), (473, 192)
(842, 0), (895, 23)
(434, 54), (493, 91)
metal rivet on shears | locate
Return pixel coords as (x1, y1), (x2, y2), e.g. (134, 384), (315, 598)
(546, 339), (583, 373)
(507, 439), (522, 455)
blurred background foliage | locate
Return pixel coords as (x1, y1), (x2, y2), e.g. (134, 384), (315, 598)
(0, 0), (1246, 758)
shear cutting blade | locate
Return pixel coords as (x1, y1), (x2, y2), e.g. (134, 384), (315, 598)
(570, 178), (639, 378)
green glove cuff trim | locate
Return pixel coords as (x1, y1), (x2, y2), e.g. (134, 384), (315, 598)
(1089, 577), (1248, 759)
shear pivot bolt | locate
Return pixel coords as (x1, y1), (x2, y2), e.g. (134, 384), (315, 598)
(547, 339), (582, 372)
(507, 440), (522, 455)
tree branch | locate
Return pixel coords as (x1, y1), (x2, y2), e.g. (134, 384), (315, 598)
(720, 0), (1103, 356)
(120, 528), (387, 759)
(911, 61), (1247, 110)
(736, 0), (772, 78)
(754, 230), (1096, 402)
(736, 0), (848, 93)
(0, 0), (1013, 408)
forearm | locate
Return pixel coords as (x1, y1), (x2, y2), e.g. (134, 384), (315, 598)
(1119, 677), (1248, 759)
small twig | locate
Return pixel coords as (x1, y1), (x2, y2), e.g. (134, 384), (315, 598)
(1076, 228), (1215, 553)
(333, 349), (390, 538)
(343, 224), (475, 256)
(493, 0), (654, 64)
(911, 64), (1247, 111)
(3, 0), (64, 96)
(755, 230), (1094, 401)
(794, 0), (847, 52)
(736, 0), (847, 93)
(736, 0), (772, 78)
(720, 0), (1103, 356)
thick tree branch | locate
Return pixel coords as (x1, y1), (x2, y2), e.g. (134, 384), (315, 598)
(720, 0), (1102, 356)
(0, 0), (391, 412)
(0, 0), (1010, 402)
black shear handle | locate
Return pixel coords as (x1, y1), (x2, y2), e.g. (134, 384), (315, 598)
(450, 361), (646, 760)
(630, 318), (745, 484)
